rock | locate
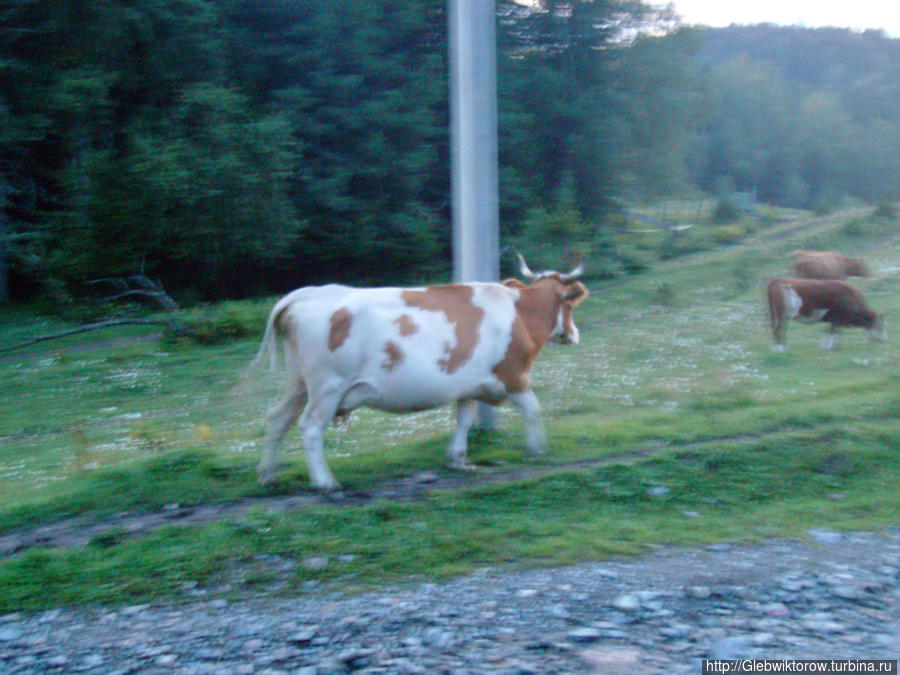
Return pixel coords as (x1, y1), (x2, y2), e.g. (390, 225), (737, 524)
(686, 586), (711, 599)
(303, 556), (330, 571)
(244, 638), (265, 651)
(612, 594), (641, 611)
(660, 624), (691, 639)
(808, 529), (842, 544)
(340, 648), (376, 668)
(778, 578), (804, 592)
(762, 601), (789, 616)
(413, 472), (439, 484)
(801, 615), (845, 634)
(752, 632), (776, 646)
(423, 627), (453, 650)
(710, 636), (752, 660)
(567, 627), (603, 643)
(82, 654), (105, 668)
(647, 486), (670, 497)
(288, 628), (318, 646)
(830, 585), (861, 601)
(0, 626), (22, 641)
(578, 647), (642, 675)
(38, 609), (62, 623)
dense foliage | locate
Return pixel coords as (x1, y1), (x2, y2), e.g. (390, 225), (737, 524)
(1, 2), (899, 304)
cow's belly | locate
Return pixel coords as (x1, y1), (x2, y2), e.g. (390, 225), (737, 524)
(797, 308), (828, 323)
(338, 369), (506, 414)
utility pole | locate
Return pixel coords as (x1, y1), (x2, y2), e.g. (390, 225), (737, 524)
(448, 0), (499, 429)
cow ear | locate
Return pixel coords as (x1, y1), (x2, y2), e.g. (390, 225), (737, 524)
(564, 282), (588, 305)
(502, 278), (527, 289)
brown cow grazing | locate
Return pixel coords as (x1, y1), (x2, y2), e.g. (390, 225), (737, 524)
(791, 250), (868, 280)
(766, 278), (885, 351)
(254, 255), (588, 490)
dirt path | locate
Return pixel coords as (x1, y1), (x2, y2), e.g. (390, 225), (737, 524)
(0, 447), (661, 557)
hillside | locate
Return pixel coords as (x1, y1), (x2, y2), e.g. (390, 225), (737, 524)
(1, 204), (899, 610)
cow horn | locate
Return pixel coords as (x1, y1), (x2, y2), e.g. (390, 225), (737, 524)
(559, 259), (585, 283)
(517, 253), (539, 282)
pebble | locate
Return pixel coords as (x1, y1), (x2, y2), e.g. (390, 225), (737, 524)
(686, 585), (712, 599)
(567, 627), (603, 643)
(808, 529), (843, 544)
(2, 529), (900, 673)
(0, 627), (21, 642)
(611, 594), (640, 611)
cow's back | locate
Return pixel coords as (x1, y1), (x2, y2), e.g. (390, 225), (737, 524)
(781, 278), (875, 326)
(278, 282), (521, 410)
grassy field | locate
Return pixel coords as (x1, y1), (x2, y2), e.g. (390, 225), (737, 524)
(2, 204), (900, 610)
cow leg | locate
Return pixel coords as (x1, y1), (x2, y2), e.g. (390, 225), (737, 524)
(298, 390), (341, 490)
(510, 390), (547, 456)
(822, 326), (839, 351)
(258, 377), (307, 485)
(447, 399), (477, 470)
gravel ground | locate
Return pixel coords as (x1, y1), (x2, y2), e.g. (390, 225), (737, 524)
(2, 527), (900, 674)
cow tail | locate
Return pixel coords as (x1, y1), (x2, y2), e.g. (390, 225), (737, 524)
(254, 296), (294, 372)
(766, 280), (781, 337)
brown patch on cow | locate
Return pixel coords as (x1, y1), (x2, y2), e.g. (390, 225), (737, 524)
(328, 307), (352, 351)
(393, 314), (419, 336)
(492, 316), (535, 393)
(382, 341), (404, 371)
(401, 286), (484, 374)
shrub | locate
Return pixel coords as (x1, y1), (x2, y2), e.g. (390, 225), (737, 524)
(175, 299), (273, 346)
(711, 197), (740, 224)
(713, 224), (746, 244)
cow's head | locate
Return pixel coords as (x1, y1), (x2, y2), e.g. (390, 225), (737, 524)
(846, 257), (869, 277)
(869, 313), (887, 342)
(516, 254), (589, 345)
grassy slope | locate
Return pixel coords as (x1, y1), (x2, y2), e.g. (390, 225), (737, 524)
(1, 205), (900, 609)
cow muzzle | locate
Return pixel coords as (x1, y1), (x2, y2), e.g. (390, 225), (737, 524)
(558, 330), (579, 345)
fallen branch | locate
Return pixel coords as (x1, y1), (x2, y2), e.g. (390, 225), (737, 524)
(87, 274), (179, 313)
(0, 318), (190, 356)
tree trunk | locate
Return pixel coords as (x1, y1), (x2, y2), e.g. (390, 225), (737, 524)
(0, 189), (8, 304)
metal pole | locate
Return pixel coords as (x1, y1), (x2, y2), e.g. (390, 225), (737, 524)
(449, 0), (499, 429)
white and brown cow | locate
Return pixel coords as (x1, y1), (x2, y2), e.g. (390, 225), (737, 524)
(255, 255), (589, 489)
(766, 278), (885, 351)
(791, 250), (868, 280)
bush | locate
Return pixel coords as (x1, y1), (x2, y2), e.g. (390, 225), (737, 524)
(175, 299), (274, 346)
(711, 197), (740, 224)
(713, 224), (746, 244)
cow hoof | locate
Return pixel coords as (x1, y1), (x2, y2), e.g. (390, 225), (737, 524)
(450, 461), (477, 472)
(320, 487), (346, 501)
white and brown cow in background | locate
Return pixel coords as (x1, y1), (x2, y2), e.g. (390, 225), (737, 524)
(255, 255), (588, 489)
(766, 278), (885, 351)
(791, 250), (869, 280)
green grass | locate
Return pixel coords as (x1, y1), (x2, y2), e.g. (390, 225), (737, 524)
(2, 203), (900, 609)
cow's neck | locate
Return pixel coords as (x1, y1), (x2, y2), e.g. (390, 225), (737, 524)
(516, 283), (561, 350)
